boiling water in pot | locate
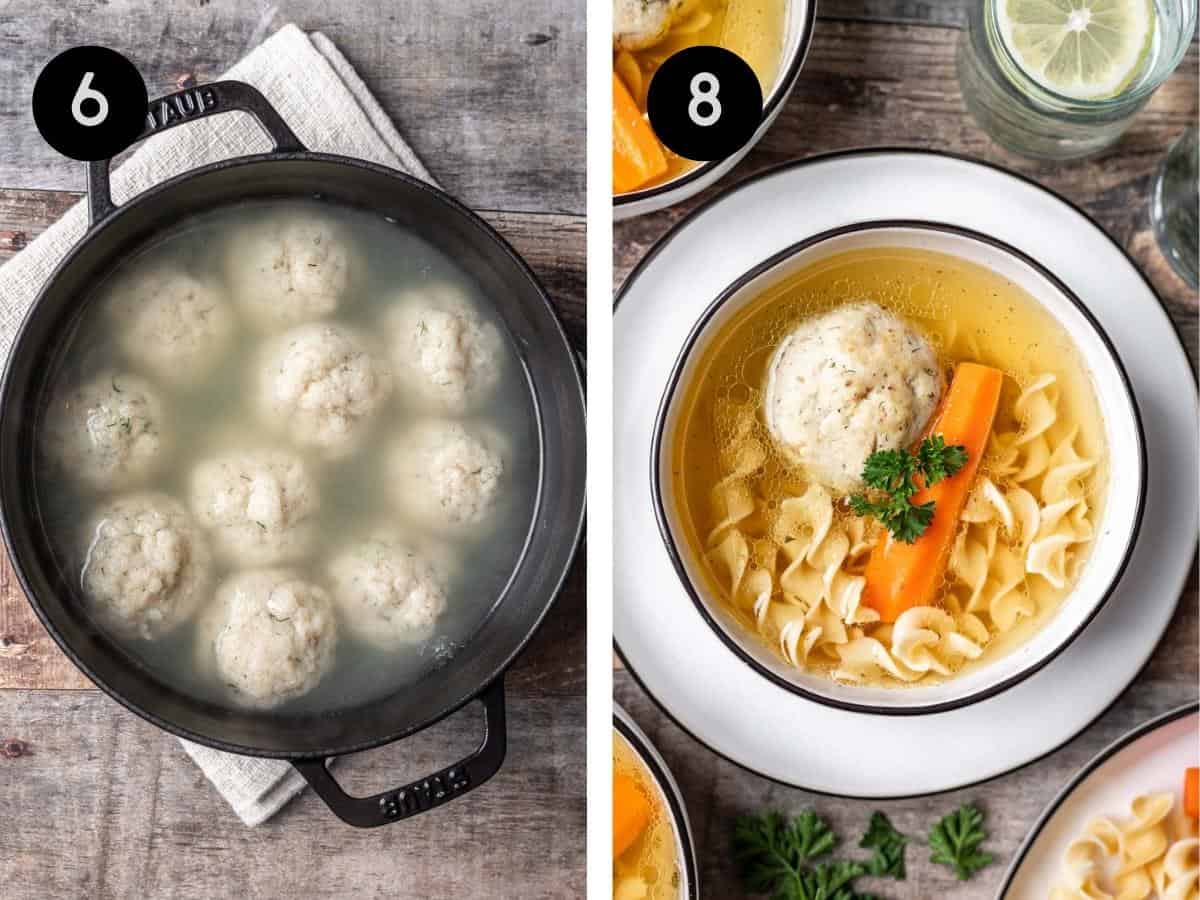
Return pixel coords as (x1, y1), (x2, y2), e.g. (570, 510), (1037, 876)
(34, 199), (539, 715)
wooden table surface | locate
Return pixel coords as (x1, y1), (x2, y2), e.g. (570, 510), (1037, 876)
(614, 2), (1199, 898)
(0, 4), (584, 899)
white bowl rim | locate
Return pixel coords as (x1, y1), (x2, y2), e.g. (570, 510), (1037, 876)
(612, 0), (817, 208)
(648, 218), (1148, 717)
(613, 705), (699, 899)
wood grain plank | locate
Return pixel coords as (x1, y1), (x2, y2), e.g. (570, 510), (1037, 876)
(480, 209), (587, 349)
(817, 0), (969, 27)
(0, 192), (584, 692)
(0, 689), (584, 900)
(614, 19), (1200, 349)
(0, 189), (76, 255)
(0, 551), (92, 691)
(0, 0), (585, 215)
(615, 671), (1197, 900)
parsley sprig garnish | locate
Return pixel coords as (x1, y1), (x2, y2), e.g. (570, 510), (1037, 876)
(917, 435), (970, 486)
(859, 812), (908, 879)
(928, 804), (994, 880)
(848, 436), (968, 543)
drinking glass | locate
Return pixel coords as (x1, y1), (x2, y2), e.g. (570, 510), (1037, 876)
(957, 0), (1197, 160)
(1152, 126), (1199, 289)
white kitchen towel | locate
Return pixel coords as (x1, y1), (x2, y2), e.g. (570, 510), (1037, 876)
(0, 23), (436, 827)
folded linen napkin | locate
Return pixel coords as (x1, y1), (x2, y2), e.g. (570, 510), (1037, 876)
(0, 23), (436, 827)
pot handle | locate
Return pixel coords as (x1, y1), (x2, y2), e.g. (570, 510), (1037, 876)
(292, 676), (507, 828)
(86, 80), (306, 226)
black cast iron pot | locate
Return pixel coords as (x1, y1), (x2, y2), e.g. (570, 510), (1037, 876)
(0, 81), (585, 827)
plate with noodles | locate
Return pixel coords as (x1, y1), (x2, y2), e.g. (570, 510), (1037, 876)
(999, 703), (1199, 899)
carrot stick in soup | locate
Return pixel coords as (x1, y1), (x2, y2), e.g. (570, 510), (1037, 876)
(1185, 767), (1199, 819)
(862, 363), (1004, 623)
(613, 72), (668, 194)
(613, 773), (652, 859)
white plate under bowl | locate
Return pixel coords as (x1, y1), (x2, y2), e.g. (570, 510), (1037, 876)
(999, 703), (1199, 898)
(653, 221), (1144, 715)
(614, 149), (1199, 797)
(614, 705), (700, 899)
(613, 0), (816, 220)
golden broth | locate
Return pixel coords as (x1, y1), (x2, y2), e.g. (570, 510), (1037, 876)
(668, 246), (1109, 686)
(614, 732), (683, 900)
(614, 0), (786, 191)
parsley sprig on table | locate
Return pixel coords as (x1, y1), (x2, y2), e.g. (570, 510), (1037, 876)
(848, 436), (969, 543)
(792, 861), (874, 900)
(732, 811), (836, 893)
(732, 811), (874, 900)
(859, 812), (908, 879)
(928, 804), (994, 880)
(733, 804), (992, 899)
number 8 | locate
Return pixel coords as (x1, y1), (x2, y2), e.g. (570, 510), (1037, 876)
(71, 72), (109, 128)
(688, 72), (721, 127)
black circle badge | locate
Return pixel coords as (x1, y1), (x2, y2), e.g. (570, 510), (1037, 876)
(32, 46), (148, 161)
(646, 45), (763, 163)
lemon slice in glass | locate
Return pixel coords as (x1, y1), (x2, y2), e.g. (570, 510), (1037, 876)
(996, 0), (1156, 100)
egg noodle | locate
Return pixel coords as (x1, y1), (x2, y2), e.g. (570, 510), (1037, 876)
(1051, 793), (1199, 899)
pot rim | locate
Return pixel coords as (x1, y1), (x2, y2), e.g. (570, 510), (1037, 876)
(0, 151), (586, 759)
(648, 217), (1147, 717)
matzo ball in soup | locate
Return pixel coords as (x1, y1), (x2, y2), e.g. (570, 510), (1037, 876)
(763, 302), (944, 494)
(42, 370), (168, 491)
(614, 0), (695, 51)
(257, 321), (392, 457)
(387, 419), (507, 533)
(101, 266), (234, 386)
(79, 492), (211, 640)
(189, 447), (318, 566)
(207, 569), (336, 709)
(386, 282), (505, 414)
(34, 198), (539, 713)
(224, 212), (359, 330)
(328, 530), (451, 649)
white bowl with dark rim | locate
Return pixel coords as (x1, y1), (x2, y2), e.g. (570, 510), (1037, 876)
(614, 704), (699, 900)
(652, 220), (1146, 716)
(613, 0), (816, 221)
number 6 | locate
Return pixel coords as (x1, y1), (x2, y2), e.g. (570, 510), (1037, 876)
(688, 72), (721, 127)
(71, 72), (109, 127)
